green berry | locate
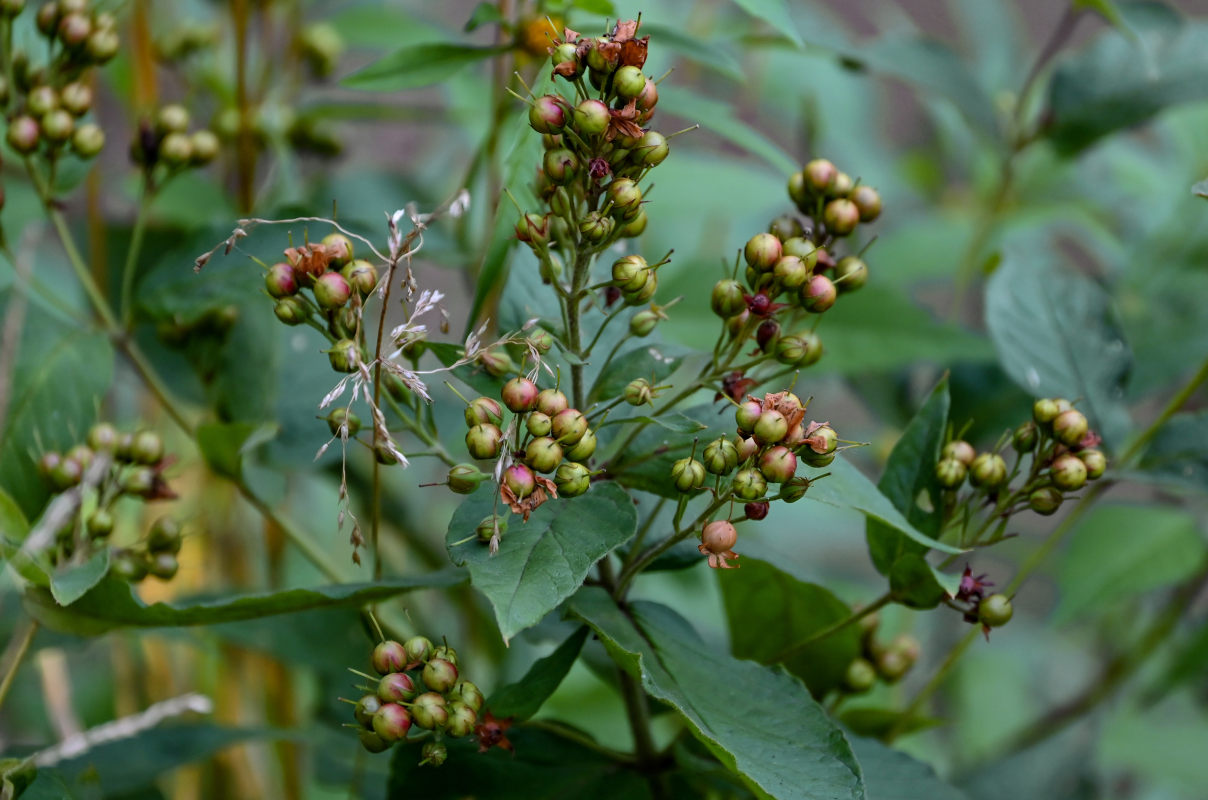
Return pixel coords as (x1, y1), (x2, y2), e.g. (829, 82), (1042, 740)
(979, 594), (1013, 627)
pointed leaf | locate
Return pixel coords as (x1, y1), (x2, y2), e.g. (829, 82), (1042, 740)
(727, 0), (804, 47)
(659, 88), (798, 175)
(23, 569), (465, 635)
(447, 483), (637, 642)
(985, 249), (1132, 449)
(848, 736), (969, 800)
(49, 548), (110, 606)
(569, 588), (865, 800)
(1136, 410), (1208, 493)
(343, 43), (511, 91)
(488, 626), (589, 721)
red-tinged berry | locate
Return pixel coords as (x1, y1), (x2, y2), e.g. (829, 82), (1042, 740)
(565, 428), (597, 462)
(731, 468), (767, 501)
(265, 263), (298, 298)
(422, 657), (459, 693)
(404, 636), (433, 666)
(753, 409), (788, 445)
(1051, 452), (1087, 491)
(465, 424), (503, 460)
(824, 199), (859, 236)
(411, 692), (448, 730)
(799, 274), (837, 313)
(555, 461), (591, 496)
(703, 437), (739, 475)
(313, 271), (352, 309)
(979, 594), (1013, 627)
(942, 440), (976, 465)
(735, 399), (762, 434)
(671, 458), (706, 492)
(372, 640), (407, 675)
(1052, 409), (1089, 447)
(501, 377), (539, 413)
(503, 463), (537, 499)
(528, 95), (566, 133)
(803, 159), (837, 194)
(551, 408), (588, 445)
(850, 185), (882, 221)
(342, 259), (377, 295)
(7, 115), (39, 153)
(745, 500), (769, 520)
(830, 172), (854, 197)
(1079, 448), (1106, 480)
(969, 453), (1007, 489)
(373, 703), (413, 743)
(536, 388), (569, 417)
(464, 397), (503, 428)
(759, 445), (797, 483)
(935, 457), (967, 489)
(843, 658), (877, 693)
(378, 671), (418, 703)
(1029, 487), (1063, 515)
(833, 256), (868, 292)
(744, 233), (782, 271)
(701, 519), (738, 553)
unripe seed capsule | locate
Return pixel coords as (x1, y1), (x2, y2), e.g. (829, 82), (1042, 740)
(851, 185), (882, 221)
(1052, 409), (1089, 447)
(979, 594), (1013, 627)
(464, 396), (503, 428)
(403, 636), (432, 666)
(465, 424), (502, 460)
(969, 453), (1007, 489)
(703, 437), (739, 475)
(551, 408), (588, 445)
(1050, 452), (1087, 491)
(935, 457), (967, 489)
(744, 233), (782, 271)
(753, 409), (789, 445)
(372, 703), (413, 743)
(1028, 487), (1063, 515)
(265, 263), (298, 297)
(843, 658), (877, 693)
(524, 436), (563, 473)
(731, 468), (767, 501)
(372, 640), (407, 675)
(528, 95), (566, 133)
(422, 658), (459, 693)
(564, 428), (597, 462)
(1012, 421), (1039, 452)
(501, 377), (539, 413)
(613, 65), (646, 99)
(536, 389), (569, 417)
(377, 672), (417, 703)
(833, 256), (868, 292)
(554, 461), (591, 496)
(701, 519), (738, 553)
(503, 463), (537, 498)
(758, 446), (797, 483)
(572, 99), (610, 135)
(942, 440), (976, 466)
(671, 458), (706, 492)
(1079, 448), (1106, 480)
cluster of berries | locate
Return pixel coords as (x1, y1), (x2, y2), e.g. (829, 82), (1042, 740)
(130, 103), (219, 173)
(347, 636), (483, 767)
(840, 612), (922, 694)
(458, 379), (596, 521)
(710, 158), (882, 370)
(693, 391), (838, 568)
(935, 397), (1107, 517)
(36, 424), (181, 580)
(1, 0), (118, 168)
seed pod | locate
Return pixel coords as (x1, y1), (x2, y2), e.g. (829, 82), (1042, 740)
(1032, 398), (1064, 426)
(555, 461), (591, 497)
(833, 256), (868, 292)
(551, 408), (588, 445)
(476, 514), (508, 543)
(1052, 409), (1088, 447)
(607, 178), (643, 219)
(449, 680), (485, 713)
(564, 428), (597, 462)
(464, 396), (503, 428)
(969, 453), (1007, 489)
(536, 388), (569, 417)
(850, 185), (882, 221)
(503, 463), (537, 499)
(465, 424), (503, 460)
(342, 259), (378, 295)
(942, 440), (976, 466)
(524, 436), (564, 473)
(613, 65), (646, 99)
(377, 672), (418, 704)
(325, 407), (361, 437)
(327, 338), (360, 373)
(744, 233), (782, 271)
(803, 159), (838, 194)
(148, 552), (179, 580)
(711, 279), (746, 317)
(265, 263), (298, 298)
(935, 457), (967, 489)
(635, 130), (669, 166)
(528, 95), (566, 133)
(735, 400), (763, 434)
(372, 640), (407, 675)
(130, 430), (164, 464)
(1078, 448), (1106, 480)
(354, 694), (382, 728)
(1012, 422), (1039, 452)
(274, 297), (309, 325)
(1028, 487), (1062, 516)
(731, 468), (767, 501)
(843, 658), (877, 693)
(404, 636), (433, 666)
(703, 437), (739, 475)
(572, 98), (610, 135)
(753, 409), (788, 445)
(624, 378), (654, 406)
(780, 475), (811, 503)
(979, 594), (1013, 627)
(410, 692), (448, 730)
(630, 308), (661, 337)
(372, 703), (413, 743)
(87, 423), (119, 452)
(1050, 452), (1087, 491)
(146, 517), (182, 554)
(612, 255), (650, 291)
(420, 740), (448, 765)
(501, 377), (539, 413)
(422, 658), (459, 693)
(671, 458), (706, 492)
(758, 446), (797, 483)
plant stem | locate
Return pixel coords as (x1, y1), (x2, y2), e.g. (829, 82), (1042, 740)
(0, 619), (38, 714)
(119, 175), (154, 329)
(523, 719), (639, 764)
(771, 592), (891, 662)
(614, 494), (730, 596)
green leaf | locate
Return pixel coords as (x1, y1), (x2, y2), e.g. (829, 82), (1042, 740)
(1074, 0), (1129, 28)
(727, 0), (804, 47)
(1054, 504), (1207, 624)
(586, 344), (685, 406)
(0, 309), (114, 518)
(985, 249), (1132, 449)
(807, 457), (964, 556)
(569, 588), (865, 800)
(721, 558), (862, 697)
(866, 376), (951, 607)
(610, 404), (730, 499)
(36, 724), (273, 797)
(1045, 4), (1208, 154)
(488, 626), (590, 721)
(1143, 621), (1208, 704)
(342, 42), (510, 91)
(464, 2), (503, 31)
(49, 548), (110, 606)
(1136, 410), (1208, 493)
(857, 35), (1000, 140)
(840, 708), (944, 739)
(427, 341), (507, 400)
(23, 570), (465, 635)
(603, 413), (707, 434)
(446, 484), (637, 643)
(643, 22), (745, 83)
(388, 726), (652, 799)
(0, 487), (30, 562)
(848, 735), (969, 800)
(658, 88), (799, 175)
(196, 422), (279, 482)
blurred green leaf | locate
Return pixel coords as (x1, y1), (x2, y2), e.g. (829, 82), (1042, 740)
(849, 735), (969, 800)
(840, 708), (944, 739)
(985, 250), (1132, 449)
(569, 588), (865, 800)
(1046, 3), (1208, 154)
(0, 487), (29, 542)
(49, 548), (110, 607)
(1143, 622), (1208, 704)
(343, 43), (511, 91)
(1136, 410), (1208, 493)
(866, 375), (950, 607)
(643, 22), (745, 83)
(1194, 178), (1208, 198)
(196, 422), (279, 482)
(727, 0), (804, 47)
(465, 2), (503, 31)
(1074, 0), (1128, 28)
(605, 413), (707, 434)
(659, 88), (799, 175)
(0, 307), (114, 518)
(446, 484), (637, 643)
(24, 570), (465, 635)
(807, 457), (964, 556)
(1098, 702), (1208, 798)
(721, 558), (861, 697)
(488, 626), (589, 721)
(858, 36), (1001, 140)
(388, 726), (652, 799)
(1054, 504), (1207, 623)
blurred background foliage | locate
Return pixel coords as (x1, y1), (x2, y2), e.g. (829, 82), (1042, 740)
(2, 0), (1208, 798)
